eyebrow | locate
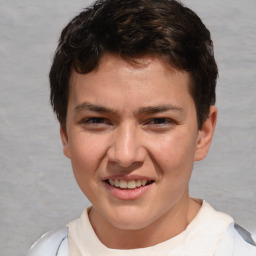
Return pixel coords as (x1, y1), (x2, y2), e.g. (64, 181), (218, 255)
(136, 105), (184, 115)
(74, 102), (117, 114)
(74, 102), (183, 115)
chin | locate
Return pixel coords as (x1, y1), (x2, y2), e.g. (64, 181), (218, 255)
(107, 208), (155, 231)
(111, 219), (151, 231)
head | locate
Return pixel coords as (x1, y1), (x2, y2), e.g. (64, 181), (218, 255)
(49, 0), (218, 246)
(50, 0), (218, 131)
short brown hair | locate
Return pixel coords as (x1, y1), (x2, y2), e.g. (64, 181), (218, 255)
(50, 0), (218, 129)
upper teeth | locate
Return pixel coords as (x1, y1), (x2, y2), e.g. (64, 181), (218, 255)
(108, 179), (148, 189)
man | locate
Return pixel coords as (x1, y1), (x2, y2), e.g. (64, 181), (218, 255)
(28, 0), (256, 255)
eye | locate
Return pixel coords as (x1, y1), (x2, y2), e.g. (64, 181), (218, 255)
(80, 117), (112, 130)
(83, 117), (108, 124)
(144, 118), (176, 131)
(146, 118), (174, 126)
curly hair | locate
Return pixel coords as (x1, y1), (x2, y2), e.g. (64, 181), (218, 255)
(50, 0), (218, 129)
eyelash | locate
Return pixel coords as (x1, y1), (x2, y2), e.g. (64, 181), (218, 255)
(80, 117), (176, 131)
(146, 118), (174, 126)
(82, 117), (111, 125)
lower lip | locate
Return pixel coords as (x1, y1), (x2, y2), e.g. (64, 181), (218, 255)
(103, 182), (153, 200)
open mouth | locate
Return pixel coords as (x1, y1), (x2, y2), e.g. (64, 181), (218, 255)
(104, 179), (155, 189)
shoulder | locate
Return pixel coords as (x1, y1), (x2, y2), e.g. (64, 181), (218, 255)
(215, 222), (256, 256)
(27, 227), (69, 256)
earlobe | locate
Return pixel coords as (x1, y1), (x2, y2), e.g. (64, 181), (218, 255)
(60, 127), (71, 158)
(194, 106), (217, 161)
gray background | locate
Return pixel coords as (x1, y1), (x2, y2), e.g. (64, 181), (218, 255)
(0, 0), (255, 255)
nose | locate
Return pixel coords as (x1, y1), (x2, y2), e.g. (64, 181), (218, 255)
(107, 122), (146, 168)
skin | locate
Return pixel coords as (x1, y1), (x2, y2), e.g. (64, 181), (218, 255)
(60, 54), (217, 249)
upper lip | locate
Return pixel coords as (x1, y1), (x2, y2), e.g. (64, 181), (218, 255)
(103, 174), (155, 181)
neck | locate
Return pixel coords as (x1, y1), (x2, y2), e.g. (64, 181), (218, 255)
(89, 194), (201, 249)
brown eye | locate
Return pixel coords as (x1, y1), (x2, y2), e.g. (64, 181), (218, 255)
(151, 118), (167, 124)
(80, 117), (112, 131)
(84, 117), (107, 124)
(147, 118), (174, 126)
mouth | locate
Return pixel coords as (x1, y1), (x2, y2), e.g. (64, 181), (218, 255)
(104, 179), (155, 189)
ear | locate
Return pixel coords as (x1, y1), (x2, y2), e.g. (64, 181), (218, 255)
(194, 106), (217, 161)
(60, 126), (71, 158)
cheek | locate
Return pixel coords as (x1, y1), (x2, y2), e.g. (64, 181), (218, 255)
(68, 134), (108, 177)
(154, 136), (196, 200)
(150, 133), (196, 165)
(148, 132), (197, 190)
(68, 135), (109, 200)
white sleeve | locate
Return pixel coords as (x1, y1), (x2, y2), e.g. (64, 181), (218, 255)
(27, 227), (69, 256)
(215, 222), (256, 256)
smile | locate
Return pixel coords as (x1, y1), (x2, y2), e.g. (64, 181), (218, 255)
(105, 179), (154, 189)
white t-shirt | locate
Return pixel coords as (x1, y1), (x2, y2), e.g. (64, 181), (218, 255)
(67, 201), (233, 256)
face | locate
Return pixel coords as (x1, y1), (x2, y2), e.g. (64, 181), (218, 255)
(61, 55), (216, 234)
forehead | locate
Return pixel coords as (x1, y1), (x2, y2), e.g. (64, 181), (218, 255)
(70, 54), (192, 84)
(68, 55), (194, 111)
